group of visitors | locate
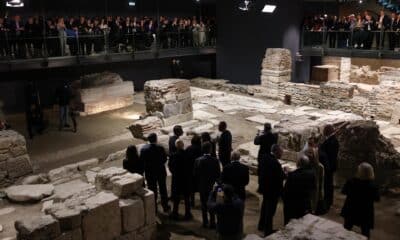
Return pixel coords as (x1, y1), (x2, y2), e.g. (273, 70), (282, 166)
(304, 10), (400, 50)
(122, 121), (380, 239)
(0, 14), (217, 58)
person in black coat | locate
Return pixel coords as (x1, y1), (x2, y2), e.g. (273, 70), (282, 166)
(123, 145), (144, 176)
(341, 162), (380, 238)
(254, 123), (278, 191)
(194, 142), (221, 228)
(169, 139), (193, 220)
(201, 132), (217, 157)
(140, 133), (170, 213)
(258, 144), (286, 236)
(55, 81), (72, 131)
(169, 125), (183, 156)
(186, 134), (203, 207)
(319, 124), (339, 210)
(221, 151), (249, 201)
(283, 155), (316, 225)
(217, 121), (232, 167)
(208, 184), (244, 240)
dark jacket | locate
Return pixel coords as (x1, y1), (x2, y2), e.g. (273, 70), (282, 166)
(194, 154), (221, 193)
(258, 154), (285, 198)
(254, 131), (278, 159)
(283, 167), (316, 224)
(341, 178), (380, 229)
(55, 84), (72, 106)
(140, 143), (167, 179)
(221, 161), (249, 200)
(319, 135), (339, 172)
(168, 149), (192, 196)
(186, 144), (202, 192)
(168, 135), (179, 156)
(218, 130), (232, 157)
(208, 193), (244, 236)
(123, 157), (144, 176)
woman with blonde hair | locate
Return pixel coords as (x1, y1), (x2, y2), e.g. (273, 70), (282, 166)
(341, 162), (380, 238)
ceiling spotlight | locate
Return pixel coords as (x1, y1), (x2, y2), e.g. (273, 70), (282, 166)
(6, 0), (24, 8)
(239, 0), (253, 12)
(128, 1), (136, 7)
(262, 4), (276, 13)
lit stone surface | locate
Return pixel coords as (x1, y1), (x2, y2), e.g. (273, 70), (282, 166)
(111, 173), (144, 198)
(137, 188), (156, 225)
(15, 215), (61, 240)
(119, 198), (145, 233)
(95, 167), (127, 190)
(5, 184), (54, 202)
(144, 79), (193, 126)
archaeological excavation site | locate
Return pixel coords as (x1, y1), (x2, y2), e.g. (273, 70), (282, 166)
(1, 0), (400, 240)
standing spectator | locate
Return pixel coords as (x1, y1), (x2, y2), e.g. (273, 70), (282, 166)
(283, 155), (316, 225)
(389, 12), (397, 50)
(169, 139), (193, 220)
(341, 162), (380, 238)
(123, 145), (144, 177)
(327, 15), (338, 48)
(376, 10), (389, 49)
(55, 81), (72, 131)
(194, 142), (221, 228)
(0, 17), (9, 57)
(208, 184), (244, 240)
(221, 151), (249, 201)
(258, 144), (285, 236)
(185, 134), (203, 207)
(217, 121), (232, 167)
(364, 15), (375, 50)
(254, 122), (278, 192)
(319, 124), (339, 210)
(24, 80), (44, 139)
(201, 132), (217, 157)
(10, 15), (25, 58)
(169, 125), (183, 155)
(56, 17), (66, 56)
(140, 133), (170, 213)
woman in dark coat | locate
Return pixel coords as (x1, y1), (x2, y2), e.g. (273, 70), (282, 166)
(168, 139), (193, 220)
(186, 134), (203, 207)
(201, 132), (217, 158)
(123, 145), (144, 176)
(341, 162), (380, 238)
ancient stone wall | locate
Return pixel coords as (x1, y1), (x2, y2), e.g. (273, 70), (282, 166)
(144, 79), (193, 126)
(75, 72), (135, 115)
(0, 130), (33, 186)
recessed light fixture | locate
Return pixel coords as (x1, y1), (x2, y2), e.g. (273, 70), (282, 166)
(6, 0), (24, 8)
(262, 4), (276, 13)
(128, 1), (136, 7)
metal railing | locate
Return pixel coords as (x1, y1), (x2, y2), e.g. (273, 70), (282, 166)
(0, 30), (216, 62)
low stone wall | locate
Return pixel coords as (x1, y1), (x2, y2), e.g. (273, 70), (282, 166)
(0, 130), (33, 186)
(75, 72), (135, 115)
(13, 167), (156, 240)
(144, 79), (193, 126)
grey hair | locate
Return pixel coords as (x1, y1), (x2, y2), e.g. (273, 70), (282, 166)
(356, 162), (375, 181)
(231, 151), (241, 161)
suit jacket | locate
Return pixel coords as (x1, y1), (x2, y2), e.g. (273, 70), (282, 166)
(254, 131), (278, 159)
(194, 154), (221, 193)
(168, 149), (192, 195)
(168, 135), (179, 156)
(140, 143), (167, 179)
(319, 135), (339, 173)
(221, 161), (249, 200)
(258, 154), (285, 199)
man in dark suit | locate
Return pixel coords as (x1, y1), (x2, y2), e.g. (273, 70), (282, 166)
(169, 125), (183, 156)
(283, 155), (316, 224)
(319, 124), (340, 210)
(140, 133), (170, 213)
(258, 144), (286, 236)
(221, 151), (249, 201)
(254, 122), (278, 191)
(9, 15), (26, 58)
(376, 10), (390, 49)
(194, 142), (221, 228)
(217, 121), (232, 167)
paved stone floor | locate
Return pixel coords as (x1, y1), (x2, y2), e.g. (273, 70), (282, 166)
(1, 87), (400, 239)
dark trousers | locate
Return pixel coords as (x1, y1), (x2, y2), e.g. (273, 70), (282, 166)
(219, 153), (231, 167)
(172, 193), (191, 217)
(258, 196), (279, 236)
(344, 219), (370, 238)
(324, 171), (334, 210)
(328, 32), (337, 48)
(200, 190), (215, 226)
(146, 174), (169, 212)
(376, 31), (385, 49)
(389, 32), (397, 50)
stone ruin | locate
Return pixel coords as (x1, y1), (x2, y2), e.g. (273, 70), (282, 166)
(128, 79), (193, 140)
(74, 72), (134, 115)
(244, 214), (366, 240)
(0, 130), (33, 187)
(5, 164), (156, 240)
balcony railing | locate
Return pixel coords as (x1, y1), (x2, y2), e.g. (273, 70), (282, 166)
(0, 30), (216, 63)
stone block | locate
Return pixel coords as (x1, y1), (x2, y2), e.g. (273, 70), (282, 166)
(55, 228), (82, 240)
(81, 192), (121, 240)
(111, 173), (144, 198)
(162, 112), (194, 127)
(5, 184), (54, 202)
(15, 215), (61, 240)
(95, 167), (127, 190)
(51, 208), (82, 231)
(136, 189), (156, 225)
(391, 102), (400, 125)
(77, 158), (99, 171)
(136, 223), (157, 240)
(48, 163), (79, 182)
(128, 116), (163, 140)
(10, 145), (27, 157)
(119, 197), (145, 233)
(52, 179), (96, 201)
(311, 65), (339, 83)
(6, 154), (33, 179)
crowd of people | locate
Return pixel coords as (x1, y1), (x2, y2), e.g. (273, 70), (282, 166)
(0, 14), (217, 59)
(303, 10), (400, 50)
(122, 121), (380, 239)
